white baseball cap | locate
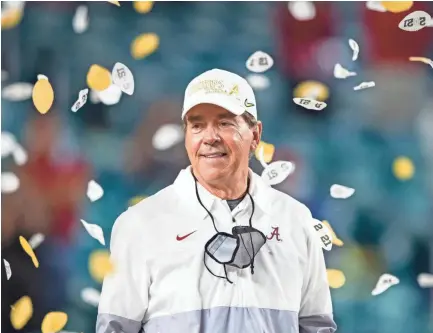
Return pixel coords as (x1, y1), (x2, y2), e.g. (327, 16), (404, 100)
(182, 68), (257, 120)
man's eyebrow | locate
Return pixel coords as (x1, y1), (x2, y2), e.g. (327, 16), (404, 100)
(186, 115), (204, 122)
(217, 113), (236, 120)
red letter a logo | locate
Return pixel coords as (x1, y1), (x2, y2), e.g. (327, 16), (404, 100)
(267, 226), (282, 242)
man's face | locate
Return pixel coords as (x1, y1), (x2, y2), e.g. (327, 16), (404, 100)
(184, 104), (262, 184)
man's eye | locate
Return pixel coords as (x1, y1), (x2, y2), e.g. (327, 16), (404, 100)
(220, 121), (232, 127)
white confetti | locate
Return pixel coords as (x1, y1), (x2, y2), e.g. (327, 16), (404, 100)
(72, 5), (89, 34)
(37, 74), (48, 81)
(112, 62), (134, 96)
(152, 124), (184, 151)
(1, 172), (20, 193)
(417, 273), (433, 288)
(81, 287), (101, 307)
(1, 131), (17, 158)
(261, 161), (295, 186)
(372, 273), (400, 296)
(366, 1), (387, 12)
(288, 1), (316, 21)
(399, 11), (432, 32)
(87, 180), (104, 202)
(3, 259), (12, 280)
(293, 97), (327, 111)
(95, 84), (122, 106)
(353, 81), (375, 91)
(28, 233), (45, 249)
(71, 88), (89, 112)
(246, 51), (274, 73)
(246, 74), (270, 90)
(311, 219), (333, 251)
(80, 219), (105, 246)
(12, 144), (28, 166)
(348, 39), (359, 61)
(333, 63), (357, 79)
(330, 184), (355, 199)
(1, 82), (33, 101)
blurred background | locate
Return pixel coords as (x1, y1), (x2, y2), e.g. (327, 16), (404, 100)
(1, 1), (433, 333)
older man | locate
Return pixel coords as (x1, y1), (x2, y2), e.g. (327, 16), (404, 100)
(97, 69), (337, 333)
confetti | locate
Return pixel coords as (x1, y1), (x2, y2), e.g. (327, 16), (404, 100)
(372, 273), (399, 296)
(293, 97), (327, 111)
(246, 51), (274, 73)
(392, 156), (414, 180)
(1, 7), (24, 30)
(108, 0), (120, 6)
(87, 180), (104, 202)
(287, 1), (316, 21)
(10, 296), (33, 330)
(12, 144), (28, 165)
(80, 219), (105, 246)
(32, 75), (54, 114)
(41, 312), (68, 333)
(246, 74), (270, 90)
(333, 63), (357, 79)
(2, 172), (20, 193)
(381, 1), (413, 13)
(261, 161), (295, 186)
(2, 131), (17, 158)
(330, 184), (355, 199)
(86, 65), (111, 92)
(348, 39), (359, 61)
(322, 220), (344, 246)
(255, 141), (275, 165)
(398, 11), (432, 32)
(4, 259), (12, 280)
(131, 32), (160, 60)
(80, 287), (101, 307)
(327, 269), (346, 288)
(2, 82), (33, 101)
(152, 124), (184, 151)
(72, 5), (88, 34)
(353, 81), (375, 91)
(409, 56), (433, 68)
(19, 236), (39, 268)
(88, 250), (114, 283)
(95, 84), (122, 105)
(133, 1), (154, 14)
(312, 219), (333, 251)
(112, 62), (134, 95)
(366, 1), (386, 12)
(71, 88), (89, 113)
(128, 195), (147, 207)
(28, 233), (45, 249)
(417, 273), (433, 288)
(293, 81), (329, 101)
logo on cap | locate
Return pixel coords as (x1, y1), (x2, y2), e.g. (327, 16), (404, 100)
(244, 99), (255, 108)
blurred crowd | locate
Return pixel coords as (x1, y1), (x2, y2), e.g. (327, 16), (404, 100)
(1, 1), (433, 333)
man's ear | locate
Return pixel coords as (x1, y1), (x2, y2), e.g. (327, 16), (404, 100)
(251, 121), (263, 151)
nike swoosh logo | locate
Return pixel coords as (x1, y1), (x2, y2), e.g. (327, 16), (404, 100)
(176, 230), (197, 241)
(244, 99), (255, 107)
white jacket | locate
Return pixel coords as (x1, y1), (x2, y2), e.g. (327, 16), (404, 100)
(97, 166), (337, 333)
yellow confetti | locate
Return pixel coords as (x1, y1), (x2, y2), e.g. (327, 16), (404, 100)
(392, 156), (415, 181)
(133, 1), (154, 14)
(255, 141), (275, 163)
(131, 33), (160, 60)
(1, 8), (23, 30)
(86, 65), (112, 92)
(108, 0), (120, 6)
(89, 249), (114, 283)
(409, 57), (433, 67)
(32, 76), (54, 115)
(10, 296), (33, 330)
(41, 312), (68, 333)
(381, 1), (413, 13)
(322, 220), (344, 246)
(128, 195), (147, 207)
(19, 236), (39, 268)
(293, 81), (329, 102)
(327, 269), (346, 289)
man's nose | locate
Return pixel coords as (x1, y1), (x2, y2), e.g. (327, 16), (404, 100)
(202, 126), (220, 145)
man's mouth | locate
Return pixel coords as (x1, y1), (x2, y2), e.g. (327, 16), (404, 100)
(200, 153), (228, 159)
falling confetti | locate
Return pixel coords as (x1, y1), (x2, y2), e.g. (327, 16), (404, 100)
(133, 1), (154, 14)
(353, 81), (375, 91)
(108, 0), (120, 6)
(86, 65), (111, 92)
(72, 5), (88, 34)
(152, 124), (184, 151)
(246, 74), (270, 90)
(261, 161), (295, 186)
(32, 75), (54, 114)
(2, 82), (33, 101)
(293, 97), (327, 111)
(1, 6), (24, 30)
(10, 296), (33, 330)
(417, 273), (433, 288)
(399, 11), (432, 32)
(71, 88), (89, 112)
(88, 250), (114, 283)
(2, 172), (20, 193)
(2, 131), (17, 157)
(131, 32), (160, 60)
(348, 39), (359, 61)
(293, 81), (329, 101)
(327, 269), (346, 288)
(94, 84), (122, 105)
(4, 259), (12, 280)
(381, 1), (413, 13)
(19, 236), (39, 268)
(372, 273), (400, 296)
(81, 287), (101, 307)
(12, 144), (28, 166)
(312, 219), (333, 251)
(80, 219), (105, 245)
(41, 312), (68, 333)
(322, 220), (344, 246)
(128, 195), (147, 207)
(287, 1), (316, 21)
(333, 63), (357, 79)
(112, 62), (135, 95)
(246, 51), (274, 73)
(366, 1), (386, 12)
(255, 141), (275, 164)
(28, 233), (45, 249)
(87, 180), (104, 202)
(409, 56), (433, 68)
(330, 184), (355, 199)
(392, 156), (415, 180)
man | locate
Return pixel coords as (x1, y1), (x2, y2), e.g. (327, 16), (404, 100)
(97, 69), (337, 333)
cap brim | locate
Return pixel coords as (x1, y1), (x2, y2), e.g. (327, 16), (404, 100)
(182, 94), (245, 120)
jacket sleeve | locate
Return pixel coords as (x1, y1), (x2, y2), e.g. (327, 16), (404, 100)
(298, 207), (337, 333)
(96, 209), (150, 333)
